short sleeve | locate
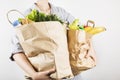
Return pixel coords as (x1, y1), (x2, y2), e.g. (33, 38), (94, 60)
(9, 4), (36, 61)
(10, 32), (24, 61)
(50, 4), (75, 24)
(59, 8), (75, 24)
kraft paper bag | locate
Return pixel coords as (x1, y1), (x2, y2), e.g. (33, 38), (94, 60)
(67, 30), (96, 76)
(15, 21), (73, 79)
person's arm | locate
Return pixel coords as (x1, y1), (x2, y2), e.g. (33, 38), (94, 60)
(13, 53), (36, 77)
(10, 34), (55, 80)
(13, 52), (56, 80)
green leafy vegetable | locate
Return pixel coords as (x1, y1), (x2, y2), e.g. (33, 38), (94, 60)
(26, 9), (64, 24)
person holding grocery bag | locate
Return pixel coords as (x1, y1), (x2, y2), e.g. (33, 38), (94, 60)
(9, 0), (97, 80)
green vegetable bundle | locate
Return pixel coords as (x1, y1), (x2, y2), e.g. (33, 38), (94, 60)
(26, 9), (64, 24)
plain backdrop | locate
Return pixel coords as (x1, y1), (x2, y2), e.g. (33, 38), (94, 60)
(0, 0), (120, 80)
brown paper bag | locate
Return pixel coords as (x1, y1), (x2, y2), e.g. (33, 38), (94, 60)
(15, 21), (73, 79)
(67, 30), (96, 76)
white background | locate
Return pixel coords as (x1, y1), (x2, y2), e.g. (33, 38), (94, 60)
(0, 0), (120, 80)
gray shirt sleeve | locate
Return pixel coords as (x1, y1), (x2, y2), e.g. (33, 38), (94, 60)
(50, 4), (75, 24)
(10, 32), (24, 61)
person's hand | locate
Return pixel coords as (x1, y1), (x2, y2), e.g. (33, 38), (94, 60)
(32, 68), (56, 80)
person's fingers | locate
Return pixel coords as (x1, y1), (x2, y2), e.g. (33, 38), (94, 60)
(44, 68), (56, 76)
(48, 69), (56, 75)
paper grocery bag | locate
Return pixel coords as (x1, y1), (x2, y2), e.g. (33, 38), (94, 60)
(15, 21), (73, 79)
(67, 30), (96, 76)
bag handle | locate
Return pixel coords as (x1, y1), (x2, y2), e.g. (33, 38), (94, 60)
(6, 9), (25, 25)
(86, 20), (95, 27)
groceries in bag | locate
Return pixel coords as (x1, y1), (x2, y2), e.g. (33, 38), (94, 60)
(8, 9), (73, 79)
(68, 19), (106, 35)
(17, 9), (64, 25)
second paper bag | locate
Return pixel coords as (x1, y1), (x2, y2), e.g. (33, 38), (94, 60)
(67, 30), (96, 76)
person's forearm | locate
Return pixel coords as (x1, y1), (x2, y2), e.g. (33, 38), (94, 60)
(13, 53), (36, 77)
